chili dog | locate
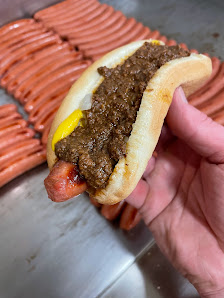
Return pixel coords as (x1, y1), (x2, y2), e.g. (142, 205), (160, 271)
(44, 40), (211, 204)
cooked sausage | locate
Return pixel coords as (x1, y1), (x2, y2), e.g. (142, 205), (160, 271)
(0, 127), (35, 151)
(190, 49), (199, 54)
(79, 18), (137, 51)
(0, 19), (34, 37)
(0, 148), (46, 188)
(24, 77), (80, 112)
(0, 104), (17, 118)
(69, 10), (124, 39)
(1, 43), (72, 88)
(0, 24), (46, 50)
(84, 22), (144, 57)
(101, 201), (126, 221)
(34, 103), (61, 132)
(0, 31), (55, 60)
(41, 122), (52, 145)
(43, 0), (100, 28)
(65, 6), (116, 37)
(213, 109), (224, 126)
(18, 60), (90, 102)
(179, 43), (189, 50)
(0, 119), (27, 138)
(137, 27), (157, 40)
(44, 160), (87, 202)
(56, 4), (111, 36)
(0, 139), (42, 170)
(0, 113), (22, 128)
(166, 40), (177, 46)
(34, 0), (86, 20)
(200, 88), (224, 116)
(0, 34), (62, 77)
(119, 205), (141, 230)
(70, 15), (127, 45)
(28, 88), (69, 124)
(189, 62), (224, 106)
(14, 54), (84, 99)
(188, 57), (221, 103)
(89, 196), (102, 208)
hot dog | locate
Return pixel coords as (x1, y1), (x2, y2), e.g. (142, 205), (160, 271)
(44, 40), (211, 205)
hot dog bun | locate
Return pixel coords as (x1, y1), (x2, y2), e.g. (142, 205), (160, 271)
(47, 39), (212, 204)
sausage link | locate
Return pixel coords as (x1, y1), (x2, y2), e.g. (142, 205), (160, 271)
(18, 60), (90, 102)
(70, 15), (127, 45)
(0, 127), (35, 151)
(24, 78), (79, 112)
(0, 119), (27, 138)
(0, 139), (41, 170)
(14, 54), (84, 99)
(85, 22), (144, 57)
(166, 40), (177, 46)
(190, 49), (199, 54)
(0, 35), (62, 77)
(0, 149), (46, 188)
(119, 205), (141, 230)
(0, 19), (34, 37)
(101, 201), (126, 221)
(131, 26), (152, 41)
(189, 62), (224, 107)
(28, 88), (69, 124)
(69, 11), (124, 39)
(1, 43), (72, 88)
(34, 102), (64, 132)
(34, 0), (86, 20)
(0, 25), (46, 51)
(56, 4), (111, 36)
(188, 57), (221, 102)
(65, 6), (116, 37)
(158, 35), (168, 43)
(79, 18), (137, 51)
(199, 89), (224, 116)
(43, 0), (100, 27)
(41, 123), (52, 145)
(213, 109), (224, 126)
(91, 25), (150, 60)
(179, 43), (189, 50)
(89, 196), (102, 208)
(0, 104), (17, 118)
(0, 112), (22, 127)
(0, 31), (55, 60)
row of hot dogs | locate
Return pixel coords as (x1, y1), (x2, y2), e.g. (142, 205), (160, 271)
(0, 0), (223, 230)
(0, 18), (91, 147)
(0, 104), (46, 188)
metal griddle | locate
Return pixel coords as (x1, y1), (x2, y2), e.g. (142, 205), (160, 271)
(0, 1), (223, 297)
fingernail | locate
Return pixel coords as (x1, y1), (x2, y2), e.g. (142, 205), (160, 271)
(178, 87), (188, 103)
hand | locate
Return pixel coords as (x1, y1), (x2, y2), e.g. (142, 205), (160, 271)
(126, 87), (224, 297)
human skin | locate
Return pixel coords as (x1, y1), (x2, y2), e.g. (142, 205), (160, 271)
(126, 87), (224, 297)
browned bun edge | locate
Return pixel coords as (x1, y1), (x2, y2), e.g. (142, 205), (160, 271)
(47, 40), (212, 204)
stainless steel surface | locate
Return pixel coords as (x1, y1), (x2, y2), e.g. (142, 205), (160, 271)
(102, 244), (199, 298)
(0, 1), (223, 297)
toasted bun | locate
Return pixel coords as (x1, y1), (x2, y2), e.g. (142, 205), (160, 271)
(47, 40), (212, 204)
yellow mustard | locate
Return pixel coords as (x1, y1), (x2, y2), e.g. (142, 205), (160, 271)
(52, 109), (83, 151)
(151, 40), (161, 45)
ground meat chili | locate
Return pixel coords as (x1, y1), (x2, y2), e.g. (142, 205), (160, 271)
(55, 42), (190, 190)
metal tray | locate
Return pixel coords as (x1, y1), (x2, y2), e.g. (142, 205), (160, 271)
(0, 0), (223, 297)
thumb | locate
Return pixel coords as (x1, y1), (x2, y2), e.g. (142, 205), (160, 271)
(166, 87), (224, 164)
